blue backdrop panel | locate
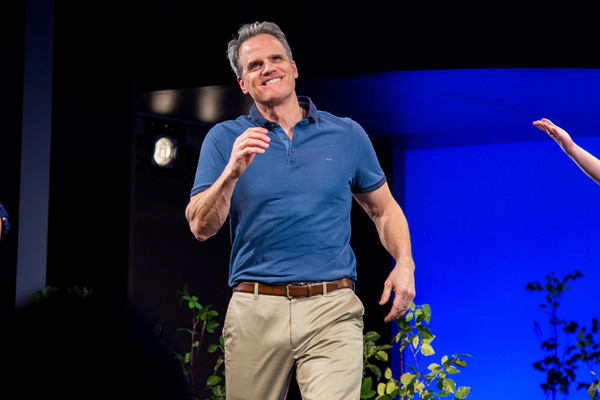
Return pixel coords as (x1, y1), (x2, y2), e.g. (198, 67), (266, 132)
(303, 68), (600, 143)
(382, 69), (600, 399)
(402, 138), (600, 399)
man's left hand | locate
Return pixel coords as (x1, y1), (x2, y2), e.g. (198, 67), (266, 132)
(379, 259), (416, 322)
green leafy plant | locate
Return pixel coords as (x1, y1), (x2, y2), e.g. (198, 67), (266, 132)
(526, 270), (600, 400)
(362, 330), (400, 399)
(394, 303), (470, 400)
(205, 335), (226, 400)
(27, 285), (92, 302)
(361, 303), (470, 400)
(155, 284), (224, 400)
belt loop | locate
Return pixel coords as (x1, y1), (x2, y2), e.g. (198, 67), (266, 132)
(322, 281), (328, 296)
(307, 283), (313, 297)
(253, 282), (259, 300)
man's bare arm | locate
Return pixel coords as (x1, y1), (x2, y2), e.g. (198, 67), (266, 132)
(186, 174), (237, 241)
(186, 127), (271, 240)
(353, 182), (416, 322)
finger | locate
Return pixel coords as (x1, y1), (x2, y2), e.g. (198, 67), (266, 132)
(384, 297), (408, 323)
(533, 121), (548, 132)
(542, 118), (553, 125)
(378, 281), (392, 306)
(242, 127), (270, 139)
(240, 137), (270, 150)
(237, 147), (265, 159)
(384, 311), (396, 323)
(234, 135), (271, 153)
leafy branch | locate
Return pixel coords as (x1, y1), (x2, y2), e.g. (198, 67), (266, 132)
(361, 303), (470, 400)
(205, 335), (226, 399)
(526, 270), (600, 400)
(362, 330), (399, 399)
(394, 303), (470, 400)
(155, 283), (223, 400)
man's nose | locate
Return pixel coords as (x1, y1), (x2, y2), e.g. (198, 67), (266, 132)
(262, 61), (275, 74)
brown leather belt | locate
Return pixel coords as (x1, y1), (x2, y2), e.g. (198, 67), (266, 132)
(233, 277), (354, 298)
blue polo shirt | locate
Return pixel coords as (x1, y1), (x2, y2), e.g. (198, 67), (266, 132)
(191, 96), (386, 287)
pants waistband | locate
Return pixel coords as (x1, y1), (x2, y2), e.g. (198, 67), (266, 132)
(232, 277), (354, 298)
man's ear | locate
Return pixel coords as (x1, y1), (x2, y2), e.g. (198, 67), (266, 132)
(237, 76), (249, 94)
(292, 61), (298, 79)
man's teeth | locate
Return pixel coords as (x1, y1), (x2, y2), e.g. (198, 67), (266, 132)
(265, 78), (282, 85)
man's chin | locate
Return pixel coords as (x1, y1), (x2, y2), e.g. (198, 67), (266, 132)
(252, 90), (296, 107)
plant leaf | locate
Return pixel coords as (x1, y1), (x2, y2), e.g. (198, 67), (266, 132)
(400, 373), (417, 385)
(364, 331), (381, 342)
(453, 358), (468, 368)
(417, 325), (435, 342)
(447, 366), (460, 374)
(376, 350), (389, 362)
(206, 375), (222, 386)
(384, 367), (393, 380)
(386, 380), (399, 395)
(455, 386), (471, 399)
(208, 344), (219, 353)
(360, 377), (375, 399)
(421, 343), (435, 356)
(443, 378), (456, 394)
(427, 363), (442, 372)
(412, 335), (420, 348)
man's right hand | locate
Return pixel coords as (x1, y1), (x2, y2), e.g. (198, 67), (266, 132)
(186, 127), (271, 241)
(226, 127), (271, 180)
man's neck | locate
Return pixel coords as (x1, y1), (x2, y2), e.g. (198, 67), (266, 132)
(255, 93), (306, 138)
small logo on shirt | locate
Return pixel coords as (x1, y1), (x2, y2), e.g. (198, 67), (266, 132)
(326, 158), (333, 161)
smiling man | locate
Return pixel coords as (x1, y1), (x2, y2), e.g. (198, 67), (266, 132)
(186, 21), (416, 400)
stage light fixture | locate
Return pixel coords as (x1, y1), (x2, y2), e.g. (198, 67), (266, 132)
(152, 135), (178, 168)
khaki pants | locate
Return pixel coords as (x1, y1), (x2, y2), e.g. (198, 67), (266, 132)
(223, 287), (364, 400)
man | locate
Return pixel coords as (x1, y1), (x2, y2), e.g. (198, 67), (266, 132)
(534, 118), (600, 185)
(186, 21), (415, 400)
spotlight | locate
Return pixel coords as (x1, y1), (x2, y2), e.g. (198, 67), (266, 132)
(152, 135), (178, 168)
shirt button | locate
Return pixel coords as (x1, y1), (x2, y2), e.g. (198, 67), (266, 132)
(282, 135), (287, 140)
(291, 148), (295, 152)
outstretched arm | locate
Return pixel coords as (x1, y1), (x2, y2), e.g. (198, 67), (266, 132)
(534, 118), (600, 185)
(353, 182), (416, 322)
(186, 127), (271, 241)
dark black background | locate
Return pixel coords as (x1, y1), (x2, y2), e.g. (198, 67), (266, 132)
(134, 1), (599, 92)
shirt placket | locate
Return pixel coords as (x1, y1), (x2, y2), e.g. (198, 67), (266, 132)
(268, 122), (298, 166)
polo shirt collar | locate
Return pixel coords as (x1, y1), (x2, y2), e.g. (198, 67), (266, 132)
(249, 96), (317, 127)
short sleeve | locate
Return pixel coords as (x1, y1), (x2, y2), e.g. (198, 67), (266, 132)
(350, 120), (386, 193)
(190, 125), (231, 197)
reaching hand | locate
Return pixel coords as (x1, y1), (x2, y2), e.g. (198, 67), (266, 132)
(533, 118), (575, 155)
(533, 118), (600, 185)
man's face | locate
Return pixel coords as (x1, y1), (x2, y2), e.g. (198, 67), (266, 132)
(237, 34), (298, 106)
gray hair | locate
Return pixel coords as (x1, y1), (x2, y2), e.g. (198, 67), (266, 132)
(227, 21), (294, 78)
